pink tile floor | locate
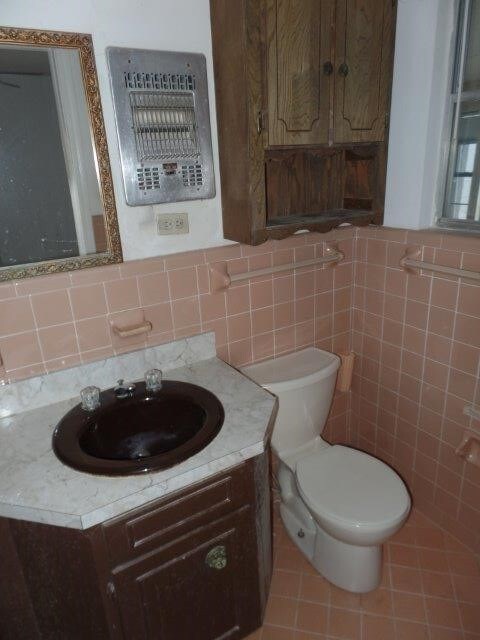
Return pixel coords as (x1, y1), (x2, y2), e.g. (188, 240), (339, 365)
(247, 509), (480, 640)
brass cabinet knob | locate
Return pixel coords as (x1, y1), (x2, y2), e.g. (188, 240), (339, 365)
(338, 62), (349, 77)
(205, 545), (227, 570)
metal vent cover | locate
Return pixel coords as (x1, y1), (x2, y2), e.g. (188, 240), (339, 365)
(107, 47), (215, 206)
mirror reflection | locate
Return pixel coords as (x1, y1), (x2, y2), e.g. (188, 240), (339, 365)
(0, 45), (106, 267)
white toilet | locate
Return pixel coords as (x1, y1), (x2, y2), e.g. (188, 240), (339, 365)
(242, 347), (411, 593)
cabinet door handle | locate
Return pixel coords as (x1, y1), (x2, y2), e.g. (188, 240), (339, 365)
(205, 545), (227, 570)
(257, 111), (263, 134)
(323, 61), (333, 76)
(338, 63), (349, 77)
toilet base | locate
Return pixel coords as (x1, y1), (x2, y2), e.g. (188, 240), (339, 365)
(280, 503), (383, 593)
(312, 523), (382, 593)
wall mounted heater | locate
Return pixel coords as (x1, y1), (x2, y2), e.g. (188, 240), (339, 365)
(107, 47), (215, 206)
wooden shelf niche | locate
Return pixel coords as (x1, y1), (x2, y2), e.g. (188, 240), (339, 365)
(264, 144), (383, 239)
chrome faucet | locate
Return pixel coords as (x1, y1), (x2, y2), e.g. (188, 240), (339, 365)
(114, 379), (136, 399)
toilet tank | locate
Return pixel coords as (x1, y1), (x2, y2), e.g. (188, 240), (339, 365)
(241, 348), (340, 456)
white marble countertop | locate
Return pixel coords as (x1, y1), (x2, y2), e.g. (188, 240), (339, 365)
(0, 335), (276, 530)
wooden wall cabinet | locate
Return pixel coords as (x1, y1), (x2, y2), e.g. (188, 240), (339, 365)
(0, 455), (271, 640)
(210, 0), (396, 245)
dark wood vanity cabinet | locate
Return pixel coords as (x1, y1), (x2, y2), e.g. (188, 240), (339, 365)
(0, 454), (271, 640)
(110, 508), (257, 640)
(210, 0), (396, 244)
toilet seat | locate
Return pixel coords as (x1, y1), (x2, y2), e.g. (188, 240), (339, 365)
(295, 445), (411, 545)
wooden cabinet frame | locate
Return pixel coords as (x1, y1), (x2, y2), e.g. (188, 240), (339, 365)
(210, 0), (397, 245)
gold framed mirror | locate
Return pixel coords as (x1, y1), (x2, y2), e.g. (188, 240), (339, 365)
(0, 26), (122, 281)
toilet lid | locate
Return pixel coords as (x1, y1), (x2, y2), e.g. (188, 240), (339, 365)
(296, 445), (410, 527)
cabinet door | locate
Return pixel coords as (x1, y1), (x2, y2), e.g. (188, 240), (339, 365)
(333, 0), (395, 143)
(110, 507), (260, 640)
(266, 0), (335, 146)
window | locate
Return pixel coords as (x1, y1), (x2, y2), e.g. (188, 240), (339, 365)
(439, 0), (480, 230)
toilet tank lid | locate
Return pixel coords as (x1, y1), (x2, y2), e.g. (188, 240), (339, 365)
(241, 347), (340, 392)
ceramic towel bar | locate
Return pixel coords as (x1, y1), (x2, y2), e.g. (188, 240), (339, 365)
(464, 405), (480, 421)
(400, 247), (480, 282)
(209, 244), (344, 292)
(111, 320), (152, 338)
(456, 432), (480, 468)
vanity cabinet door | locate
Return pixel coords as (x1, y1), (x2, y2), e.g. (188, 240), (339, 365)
(110, 506), (261, 640)
(333, 0), (395, 143)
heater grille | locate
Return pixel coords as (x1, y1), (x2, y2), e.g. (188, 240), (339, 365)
(136, 167), (161, 191)
(136, 164), (204, 191)
(124, 72), (195, 91)
(108, 47), (215, 205)
(182, 164), (204, 187)
(130, 92), (199, 161)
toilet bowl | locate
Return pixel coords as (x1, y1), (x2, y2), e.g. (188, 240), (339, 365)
(242, 347), (410, 593)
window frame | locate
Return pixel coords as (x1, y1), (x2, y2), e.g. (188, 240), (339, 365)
(437, 0), (480, 233)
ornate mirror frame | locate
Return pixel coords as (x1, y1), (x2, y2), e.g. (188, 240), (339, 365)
(0, 26), (122, 281)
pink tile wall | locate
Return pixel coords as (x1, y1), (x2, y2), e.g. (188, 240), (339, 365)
(0, 229), (353, 422)
(350, 227), (480, 553)
(2, 223), (478, 552)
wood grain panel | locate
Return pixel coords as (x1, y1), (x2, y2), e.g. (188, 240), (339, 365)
(305, 148), (344, 213)
(0, 519), (40, 640)
(266, 148), (344, 220)
(343, 144), (385, 223)
(267, 0), (334, 145)
(265, 210), (374, 240)
(334, 0), (395, 143)
(7, 518), (111, 639)
(266, 151), (306, 219)
(210, 0), (267, 244)
(275, 0), (321, 131)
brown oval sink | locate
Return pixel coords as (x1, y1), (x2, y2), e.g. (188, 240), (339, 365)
(52, 381), (224, 475)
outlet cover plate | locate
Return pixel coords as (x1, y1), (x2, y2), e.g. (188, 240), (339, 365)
(156, 212), (189, 235)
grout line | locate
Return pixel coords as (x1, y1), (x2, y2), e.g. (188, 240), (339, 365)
(439, 270), (462, 524)
(247, 272), (254, 365)
(28, 295), (48, 369)
(66, 288), (82, 361)
(412, 266), (434, 517)
(372, 241), (388, 457)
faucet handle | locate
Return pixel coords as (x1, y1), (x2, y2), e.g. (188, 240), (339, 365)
(145, 368), (162, 393)
(80, 386), (101, 412)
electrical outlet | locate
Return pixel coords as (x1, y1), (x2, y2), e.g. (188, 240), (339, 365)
(156, 213), (189, 235)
